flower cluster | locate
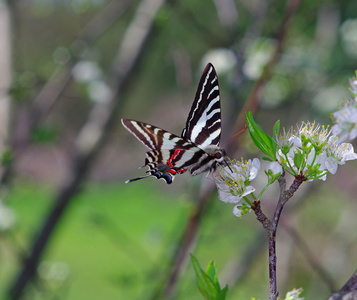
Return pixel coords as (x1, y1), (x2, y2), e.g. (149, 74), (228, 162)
(213, 158), (260, 217)
(275, 122), (357, 180)
(213, 73), (357, 218)
(331, 74), (357, 141)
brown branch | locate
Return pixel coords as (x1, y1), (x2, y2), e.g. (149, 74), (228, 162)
(328, 269), (357, 300)
(8, 0), (166, 299)
(252, 200), (272, 230)
(228, 180), (337, 292)
(253, 172), (305, 300)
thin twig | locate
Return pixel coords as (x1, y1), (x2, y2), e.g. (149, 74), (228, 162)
(1, 0), (130, 186)
(253, 173), (305, 300)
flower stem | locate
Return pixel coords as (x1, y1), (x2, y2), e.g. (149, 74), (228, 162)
(257, 183), (270, 201)
(243, 196), (253, 207)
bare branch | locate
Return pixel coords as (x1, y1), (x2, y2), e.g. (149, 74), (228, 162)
(8, 0), (166, 298)
(328, 269), (357, 300)
(4, 0), (131, 184)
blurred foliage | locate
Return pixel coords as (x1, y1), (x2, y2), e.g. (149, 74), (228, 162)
(30, 125), (59, 144)
(1, 0), (357, 299)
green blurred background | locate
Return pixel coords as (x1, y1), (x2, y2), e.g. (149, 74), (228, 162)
(0, 0), (357, 299)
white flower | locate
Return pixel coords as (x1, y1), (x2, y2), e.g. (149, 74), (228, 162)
(331, 104), (357, 141)
(323, 140), (357, 174)
(274, 122), (345, 180)
(217, 184), (255, 204)
(213, 158), (260, 206)
(274, 126), (295, 154)
(336, 142), (357, 162)
(330, 74), (357, 141)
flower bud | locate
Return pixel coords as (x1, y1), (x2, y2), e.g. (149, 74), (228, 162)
(265, 161), (283, 184)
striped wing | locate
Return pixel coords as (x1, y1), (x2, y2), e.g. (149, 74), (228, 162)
(181, 63), (221, 149)
(121, 119), (194, 151)
(145, 148), (214, 176)
(122, 119), (212, 183)
(121, 63), (228, 184)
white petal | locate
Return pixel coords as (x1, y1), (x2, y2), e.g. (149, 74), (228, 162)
(290, 136), (302, 148)
(241, 185), (255, 197)
(306, 148), (316, 165)
(233, 205), (243, 217)
(249, 158), (261, 180)
(325, 157), (338, 174)
(218, 190), (241, 203)
(265, 161), (282, 175)
(339, 143), (357, 161)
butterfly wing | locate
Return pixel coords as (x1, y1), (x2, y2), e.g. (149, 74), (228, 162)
(122, 119), (194, 151)
(181, 63), (221, 149)
(121, 63), (226, 184)
(122, 119), (206, 183)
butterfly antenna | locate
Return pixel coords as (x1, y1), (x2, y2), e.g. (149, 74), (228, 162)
(224, 158), (233, 173)
(221, 124), (247, 147)
(125, 174), (152, 183)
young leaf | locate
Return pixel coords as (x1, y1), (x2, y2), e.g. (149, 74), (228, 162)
(272, 120), (280, 154)
(206, 260), (220, 293)
(217, 285), (228, 300)
(191, 255), (218, 299)
(246, 111), (275, 159)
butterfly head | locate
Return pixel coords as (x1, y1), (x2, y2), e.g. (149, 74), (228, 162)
(211, 149), (226, 162)
(210, 149), (233, 173)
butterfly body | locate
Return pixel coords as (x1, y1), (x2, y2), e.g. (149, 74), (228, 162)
(122, 63), (227, 184)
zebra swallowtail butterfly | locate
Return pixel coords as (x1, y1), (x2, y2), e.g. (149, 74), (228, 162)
(121, 63), (228, 184)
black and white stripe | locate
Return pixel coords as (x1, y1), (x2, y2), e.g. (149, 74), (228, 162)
(182, 63), (221, 147)
(121, 63), (227, 184)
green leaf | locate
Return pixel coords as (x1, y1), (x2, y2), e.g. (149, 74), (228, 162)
(246, 111), (275, 159)
(272, 120), (280, 153)
(217, 285), (228, 300)
(206, 260), (220, 293)
(191, 255), (218, 300)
